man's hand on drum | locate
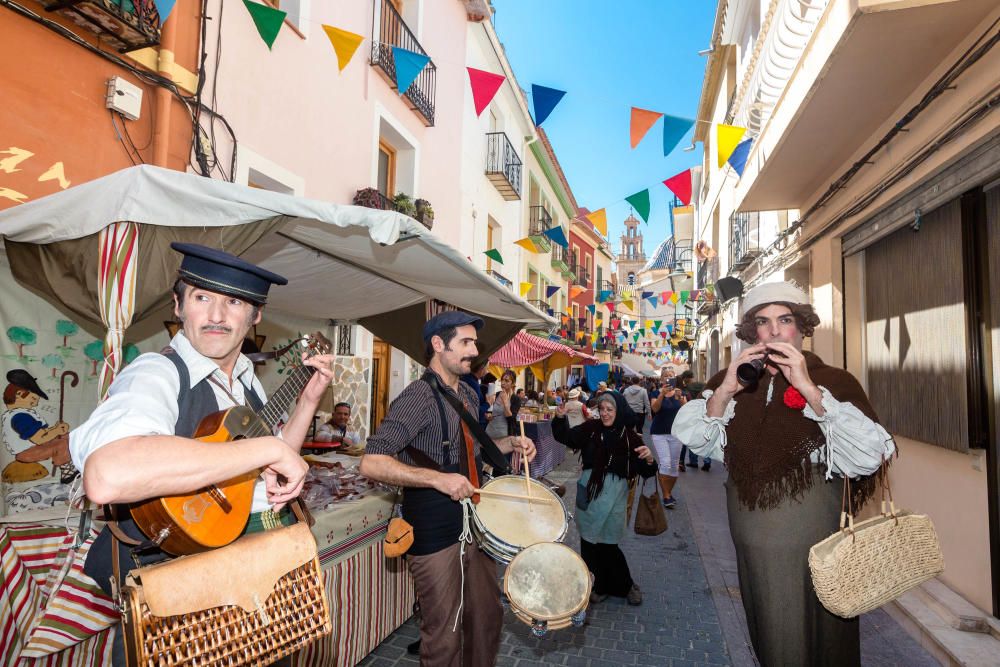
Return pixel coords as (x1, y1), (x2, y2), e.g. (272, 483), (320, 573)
(634, 445), (655, 466)
(434, 472), (475, 501)
(509, 435), (536, 463)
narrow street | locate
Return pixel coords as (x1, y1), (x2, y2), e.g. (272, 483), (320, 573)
(359, 427), (941, 667)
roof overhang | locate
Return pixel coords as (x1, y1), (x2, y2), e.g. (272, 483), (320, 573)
(737, 0), (998, 211)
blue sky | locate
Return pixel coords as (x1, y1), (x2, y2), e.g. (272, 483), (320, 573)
(492, 0), (715, 259)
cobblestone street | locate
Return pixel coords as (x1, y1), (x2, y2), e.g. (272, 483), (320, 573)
(359, 432), (941, 667)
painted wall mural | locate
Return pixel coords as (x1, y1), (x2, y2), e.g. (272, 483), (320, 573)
(0, 146), (72, 208)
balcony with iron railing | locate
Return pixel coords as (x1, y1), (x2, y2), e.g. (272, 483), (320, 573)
(696, 256), (720, 291)
(486, 269), (513, 290)
(485, 132), (522, 200)
(528, 206), (552, 252)
(551, 244), (571, 274)
(40, 0), (161, 52)
(572, 266), (590, 289)
(730, 211), (761, 271)
(528, 299), (554, 317)
(370, 0), (437, 126)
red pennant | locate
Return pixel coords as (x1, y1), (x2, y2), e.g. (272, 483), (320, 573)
(663, 170), (693, 206)
(467, 67), (505, 117)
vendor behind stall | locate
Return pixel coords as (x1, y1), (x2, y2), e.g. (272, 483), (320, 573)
(315, 402), (360, 447)
(69, 243), (334, 667)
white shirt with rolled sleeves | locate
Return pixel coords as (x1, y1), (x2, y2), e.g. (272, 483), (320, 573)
(671, 380), (896, 479)
(69, 332), (273, 513)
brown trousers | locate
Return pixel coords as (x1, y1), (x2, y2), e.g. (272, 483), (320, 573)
(407, 542), (502, 667)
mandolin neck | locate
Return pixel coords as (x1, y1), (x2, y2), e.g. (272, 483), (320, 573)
(259, 364), (317, 432)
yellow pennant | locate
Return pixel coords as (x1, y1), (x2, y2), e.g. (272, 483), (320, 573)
(515, 237), (539, 253)
(670, 293), (680, 304)
(621, 299), (634, 311)
(645, 319), (654, 329)
(717, 124), (748, 168)
(586, 208), (608, 236)
(519, 282), (534, 298)
(322, 25), (364, 72)
(590, 333), (597, 344)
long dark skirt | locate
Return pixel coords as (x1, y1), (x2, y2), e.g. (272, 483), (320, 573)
(579, 539), (634, 597)
(726, 466), (859, 667)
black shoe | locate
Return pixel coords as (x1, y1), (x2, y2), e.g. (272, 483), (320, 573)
(407, 640), (421, 656)
(701, 463), (711, 471)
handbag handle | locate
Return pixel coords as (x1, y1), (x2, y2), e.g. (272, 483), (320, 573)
(840, 454), (897, 538)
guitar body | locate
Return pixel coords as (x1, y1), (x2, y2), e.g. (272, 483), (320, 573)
(129, 406), (269, 555)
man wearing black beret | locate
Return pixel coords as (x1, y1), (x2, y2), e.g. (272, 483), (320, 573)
(70, 243), (334, 666)
(361, 311), (536, 666)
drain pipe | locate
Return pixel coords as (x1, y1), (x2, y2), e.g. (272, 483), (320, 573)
(152, 16), (179, 167)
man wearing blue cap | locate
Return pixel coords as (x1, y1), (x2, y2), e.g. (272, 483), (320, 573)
(361, 311), (536, 667)
(70, 243), (334, 666)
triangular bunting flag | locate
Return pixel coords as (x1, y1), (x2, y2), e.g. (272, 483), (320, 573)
(322, 25), (364, 72)
(670, 293), (679, 304)
(586, 209), (608, 236)
(621, 299), (634, 311)
(569, 285), (586, 299)
(393, 47), (430, 95)
(638, 329), (646, 337)
(610, 318), (620, 329)
(243, 0), (286, 50)
(667, 325), (674, 335)
(561, 315), (569, 325)
(717, 124), (748, 168)
(542, 226), (569, 248)
(605, 303), (616, 313)
(515, 237), (539, 253)
(531, 84), (566, 126)
(586, 304), (596, 315)
(484, 248), (503, 265)
(662, 114), (695, 156)
(727, 137), (753, 177)
(625, 189), (651, 223)
(645, 320), (653, 328)
(545, 285), (560, 298)
(627, 320), (636, 330)
(154, 0), (176, 25)
(641, 291), (653, 300)
(680, 290), (690, 302)
(661, 291), (671, 302)
(661, 332), (668, 339)
(598, 289), (613, 303)
(630, 107), (663, 149)
(647, 296), (658, 308)
(519, 282), (533, 298)
(691, 290), (701, 301)
(663, 170), (692, 206)
(467, 67), (505, 117)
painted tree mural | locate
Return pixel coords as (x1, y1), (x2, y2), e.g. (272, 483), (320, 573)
(7, 326), (37, 358)
(84, 340), (104, 376)
(123, 343), (140, 366)
(56, 320), (79, 348)
(42, 353), (64, 377)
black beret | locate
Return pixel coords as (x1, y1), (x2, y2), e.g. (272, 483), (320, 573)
(171, 243), (287, 304)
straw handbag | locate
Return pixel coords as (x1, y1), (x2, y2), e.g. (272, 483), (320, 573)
(808, 466), (944, 619)
(116, 521), (332, 666)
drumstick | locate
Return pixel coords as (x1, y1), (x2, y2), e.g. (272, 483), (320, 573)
(519, 421), (532, 505)
(473, 488), (557, 503)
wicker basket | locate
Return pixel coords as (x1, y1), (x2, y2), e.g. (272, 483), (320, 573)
(120, 523), (332, 666)
(809, 483), (944, 619)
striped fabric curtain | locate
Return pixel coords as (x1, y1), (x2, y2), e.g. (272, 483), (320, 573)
(96, 222), (140, 400)
(424, 298), (457, 320)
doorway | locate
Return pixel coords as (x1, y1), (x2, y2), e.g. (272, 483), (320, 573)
(371, 339), (391, 433)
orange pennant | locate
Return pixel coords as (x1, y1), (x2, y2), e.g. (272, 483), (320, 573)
(630, 107), (663, 149)
(569, 285), (585, 299)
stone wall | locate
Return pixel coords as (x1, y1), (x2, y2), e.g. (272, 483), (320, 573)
(332, 356), (371, 442)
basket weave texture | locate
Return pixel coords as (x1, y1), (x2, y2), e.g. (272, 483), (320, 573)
(808, 511), (944, 619)
(125, 557), (332, 666)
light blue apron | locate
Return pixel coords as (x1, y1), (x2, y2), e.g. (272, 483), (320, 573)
(575, 468), (629, 544)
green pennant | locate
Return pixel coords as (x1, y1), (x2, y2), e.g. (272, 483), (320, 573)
(638, 328), (646, 337)
(625, 189), (651, 223)
(654, 320), (662, 329)
(484, 248), (504, 265)
(243, 0), (286, 50)
(680, 290), (690, 302)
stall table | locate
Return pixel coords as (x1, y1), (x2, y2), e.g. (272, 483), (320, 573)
(518, 420), (566, 479)
(0, 459), (414, 667)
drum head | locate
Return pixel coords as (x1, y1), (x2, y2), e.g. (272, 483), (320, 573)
(504, 543), (590, 621)
(475, 476), (566, 549)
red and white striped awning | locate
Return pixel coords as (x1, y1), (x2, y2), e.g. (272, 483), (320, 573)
(489, 331), (597, 369)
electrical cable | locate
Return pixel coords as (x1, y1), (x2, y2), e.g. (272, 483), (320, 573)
(109, 110), (138, 166)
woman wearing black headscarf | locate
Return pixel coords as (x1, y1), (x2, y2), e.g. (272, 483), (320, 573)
(552, 391), (656, 605)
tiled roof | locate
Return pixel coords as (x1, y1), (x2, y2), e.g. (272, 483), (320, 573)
(640, 237), (677, 273)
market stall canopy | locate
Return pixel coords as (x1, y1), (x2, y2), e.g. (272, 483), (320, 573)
(488, 331), (597, 383)
(0, 165), (555, 362)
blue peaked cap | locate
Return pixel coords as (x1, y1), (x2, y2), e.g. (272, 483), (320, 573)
(171, 242), (287, 304)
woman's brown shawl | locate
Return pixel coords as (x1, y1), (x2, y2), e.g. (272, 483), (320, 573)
(704, 351), (892, 511)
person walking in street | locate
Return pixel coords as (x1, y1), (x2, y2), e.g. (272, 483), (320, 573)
(562, 386), (591, 427)
(622, 376), (651, 431)
(649, 381), (685, 508)
(361, 312), (535, 667)
(676, 370), (711, 471)
(672, 282), (896, 667)
(552, 392), (656, 606)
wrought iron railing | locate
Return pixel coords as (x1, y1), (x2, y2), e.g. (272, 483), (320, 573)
(485, 132), (522, 198)
(730, 211), (761, 270)
(528, 299), (554, 316)
(486, 269), (512, 290)
(697, 257), (720, 291)
(529, 206), (552, 237)
(573, 266), (589, 288)
(371, 0), (436, 126)
(551, 244), (568, 266)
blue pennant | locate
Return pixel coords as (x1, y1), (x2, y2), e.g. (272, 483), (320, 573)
(392, 47), (430, 95)
(728, 138), (753, 177)
(542, 225), (569, 248)
(531, 84), (567, 126)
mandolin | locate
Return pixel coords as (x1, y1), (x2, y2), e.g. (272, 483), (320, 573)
(129, 333), (331, 556)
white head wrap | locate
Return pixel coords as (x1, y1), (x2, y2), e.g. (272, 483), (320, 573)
(739, 281), (809, 318)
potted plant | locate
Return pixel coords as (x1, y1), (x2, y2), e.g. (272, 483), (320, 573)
(414, 198), (434, 230)
(392, 192), (417, 217)
(353, 187), (384, 209)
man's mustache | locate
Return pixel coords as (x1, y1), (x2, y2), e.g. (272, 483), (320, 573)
(201, 325), (233, 334)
